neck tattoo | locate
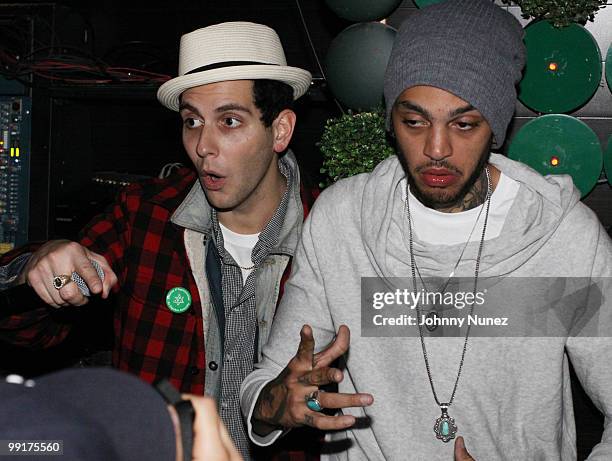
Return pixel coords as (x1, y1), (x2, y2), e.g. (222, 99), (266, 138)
(405, 166), (492, 443)
(435, 168), (490, 213)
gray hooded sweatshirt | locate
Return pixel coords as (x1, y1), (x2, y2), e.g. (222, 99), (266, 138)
(241, 154), (612, 460)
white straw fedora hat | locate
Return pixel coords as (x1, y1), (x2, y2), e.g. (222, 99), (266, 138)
(157, 22), (312, 111)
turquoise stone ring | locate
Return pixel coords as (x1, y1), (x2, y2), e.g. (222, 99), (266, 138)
(306, 391), (323, 412)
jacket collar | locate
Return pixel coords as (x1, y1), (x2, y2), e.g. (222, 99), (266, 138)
(170, 150), (303, 256)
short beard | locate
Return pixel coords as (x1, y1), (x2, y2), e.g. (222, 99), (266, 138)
(396, 142), (491, 211)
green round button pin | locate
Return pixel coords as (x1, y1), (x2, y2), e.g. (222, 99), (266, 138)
(166, 287), (192, 313)
(508, 114), (603, 198)
(519, 20), (602, 114)
(604, 135), (612, 187)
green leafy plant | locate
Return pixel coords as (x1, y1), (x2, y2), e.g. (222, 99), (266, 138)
(501, 0), (606, 27)
(318, 110), (395, 188)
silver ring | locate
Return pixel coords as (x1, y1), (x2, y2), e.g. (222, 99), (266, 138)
(306, 390), (323, 412)
(52, 275), (72, 290)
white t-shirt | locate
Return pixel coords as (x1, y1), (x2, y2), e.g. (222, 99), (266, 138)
(219, 222), (260, 284)
(405, 172), (520, 245)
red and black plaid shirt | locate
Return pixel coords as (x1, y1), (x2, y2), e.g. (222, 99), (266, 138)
(1, 167), (322, 460)
(1, 168), (318, 390)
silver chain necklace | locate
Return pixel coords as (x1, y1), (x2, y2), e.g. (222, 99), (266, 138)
(411, 192), (490, 332)
(230, 261), (256, 271)
(221, 257), (256, 271)
(405, 167), (492, 443)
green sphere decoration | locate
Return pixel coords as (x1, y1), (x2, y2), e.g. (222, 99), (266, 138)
(324, 0), (402, 22)
(318, 110), (394, 188)
(508, 114), (602, 198)
(325, 22), (396, 110)
(518, 20), (601, 114)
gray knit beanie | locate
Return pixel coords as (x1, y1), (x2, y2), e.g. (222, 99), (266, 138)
(384, 0), (526, 147)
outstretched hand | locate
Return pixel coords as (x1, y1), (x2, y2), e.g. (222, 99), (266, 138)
(252, 325), (373, 436)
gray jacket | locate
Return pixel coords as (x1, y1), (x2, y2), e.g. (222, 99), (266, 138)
(241, 153), (612, 460)
(171, 151), (305, 400)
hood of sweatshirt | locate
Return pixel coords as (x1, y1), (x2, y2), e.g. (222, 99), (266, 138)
(360, 153), (581, 279)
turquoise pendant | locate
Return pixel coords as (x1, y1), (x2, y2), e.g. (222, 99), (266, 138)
(434, 405), (457, 443)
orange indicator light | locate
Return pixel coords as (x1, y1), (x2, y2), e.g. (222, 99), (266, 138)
(550, 156), (560, 167)
(548, 62), (558, 72)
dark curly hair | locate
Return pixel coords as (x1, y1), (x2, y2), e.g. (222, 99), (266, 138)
(252, 79), (295, 127)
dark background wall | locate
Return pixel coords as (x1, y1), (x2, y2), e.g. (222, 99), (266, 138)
(1, 0), (351, 240)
